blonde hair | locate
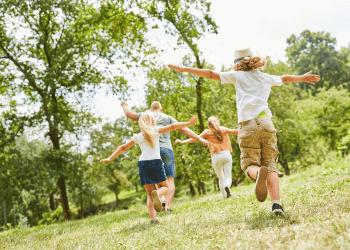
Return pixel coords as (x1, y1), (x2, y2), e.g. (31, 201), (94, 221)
(208, 116), (223, 141)
(233, 56), (267, 71)
(139, 112), (157, 148)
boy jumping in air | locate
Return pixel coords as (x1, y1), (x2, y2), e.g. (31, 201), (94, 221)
(168, 48), (320, 215)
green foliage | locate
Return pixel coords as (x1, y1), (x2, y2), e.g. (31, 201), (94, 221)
(88, 117), (138, 202)
(38, 204), (79, 225)
(0, 0), (150, 219)
(286, 30), (350, 94)
(137, 0), (218, 56)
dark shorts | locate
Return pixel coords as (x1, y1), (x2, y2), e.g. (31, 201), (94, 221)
(138, 159), (167, 185)
(160, 147), (176, 178)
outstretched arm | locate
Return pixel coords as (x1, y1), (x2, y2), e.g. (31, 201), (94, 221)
(167, 65), (221, 81)
(121, 101), (139, 121)
(177, 127), (209, 146)
(100, 140), (135, 162)
(158, 116), (197, 134)
(175, 138), (198, 145)
(280, 71), (320, 85)
(226, 129), (238, 135)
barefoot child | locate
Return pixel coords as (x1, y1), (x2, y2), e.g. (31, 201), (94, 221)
(100, 113), (198, 223)
(168, 48), (320, 215)
(175, 117), (238, 199)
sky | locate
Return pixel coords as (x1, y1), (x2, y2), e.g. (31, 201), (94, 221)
(92, 0), (350, 123)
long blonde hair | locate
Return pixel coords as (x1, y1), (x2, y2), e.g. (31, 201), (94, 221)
(233, 56), (267, 71)
(139, 112), (157, 148)
(208, 116), (223, 141)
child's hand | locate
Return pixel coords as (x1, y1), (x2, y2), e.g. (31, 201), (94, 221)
(100, 158), (111, 162)
(175, 139), (182, 145)
(199, 138), (209, 147)
(167, 64), (186, 72)
(121, 100), (127, 107)
(303, 71), (320, 85)
(188, 116), (198, 126)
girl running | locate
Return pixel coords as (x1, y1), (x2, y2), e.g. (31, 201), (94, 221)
(175, 117), (238, 199)
(100, 112), (198, 223)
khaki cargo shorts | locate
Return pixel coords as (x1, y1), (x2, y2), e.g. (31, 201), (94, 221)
(238, 117), (283, 178)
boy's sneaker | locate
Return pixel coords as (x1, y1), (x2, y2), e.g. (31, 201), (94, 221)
(254, 166), (268, 202)
(225, 186), (232, 198)
(151, 190), (162, 212)
(272, 203), (285, 216)
(150, 219), (160, 224)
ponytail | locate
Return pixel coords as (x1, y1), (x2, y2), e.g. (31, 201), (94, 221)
(208, 117), (223, 141)
(139, 112), (156, 148)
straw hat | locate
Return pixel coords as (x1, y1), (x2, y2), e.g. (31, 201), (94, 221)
(234, 48), (254, 64)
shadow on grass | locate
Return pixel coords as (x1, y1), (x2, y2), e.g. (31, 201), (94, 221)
(244, 210), (298, 230)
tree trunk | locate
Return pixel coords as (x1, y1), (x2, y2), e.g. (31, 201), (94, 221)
(232, 171), (246, 187)
(196, 182), (202, 195)
(134, 184), (138, 193)
(114, 191), (120, 204)
(57, 175), (72, 220)
(181, 157), (196, 197)
(51, 132), (71, 220)
(198, 178), (206, 195)
(213, 178), (218, 191)
(49, 189), (57, 211)
(196, 78), (205, 132)
(189, 180), (196, 197)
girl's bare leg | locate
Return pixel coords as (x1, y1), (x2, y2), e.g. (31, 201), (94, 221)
(144, 184), (157, 220)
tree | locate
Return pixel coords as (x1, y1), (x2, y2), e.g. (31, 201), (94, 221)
(88, 118), (135, 203)
(286, 30), (349, 94)
(0, 0), (148, 219)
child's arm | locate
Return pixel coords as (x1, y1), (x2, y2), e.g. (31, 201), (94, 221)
(100, 140), (135, 162)
(177, 127), (209, 146)
(158, 116), (197, 134)
(280, 71), (320, 85)
(167, 65), (221, 81)
(175, 138), (198, 145)
(121, 101), (139, 121)
(226, 129), (238, 135)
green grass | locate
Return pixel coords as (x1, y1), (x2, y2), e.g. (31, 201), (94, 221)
(1, 157), (350, 249)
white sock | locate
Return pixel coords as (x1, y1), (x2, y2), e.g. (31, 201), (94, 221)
(271, 200), (281, 206)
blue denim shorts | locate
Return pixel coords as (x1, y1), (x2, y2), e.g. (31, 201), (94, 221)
(138, 159), (167, 185)
(160, 147), (176, 178)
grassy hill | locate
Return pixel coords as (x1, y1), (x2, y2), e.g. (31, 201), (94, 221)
(1, 156), (349, 249)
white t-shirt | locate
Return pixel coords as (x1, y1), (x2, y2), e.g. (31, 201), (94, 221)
(131, 126), (161, 161)
(219, 69), (282, 123)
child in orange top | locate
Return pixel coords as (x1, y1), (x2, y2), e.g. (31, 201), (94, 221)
(175, 117), (238, 198)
